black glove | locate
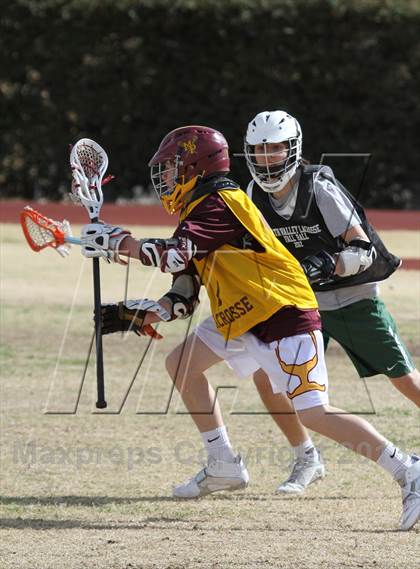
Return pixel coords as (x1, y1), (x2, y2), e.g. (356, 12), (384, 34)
(98, 302), (146, 335)
(98, 299), (171, 336)
(301, 251), (336, 284)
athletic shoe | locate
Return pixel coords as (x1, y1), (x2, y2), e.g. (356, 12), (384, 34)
(399, 454), (420, 531)
(172, 455), (249, 499)
(276, 448), (325, 494)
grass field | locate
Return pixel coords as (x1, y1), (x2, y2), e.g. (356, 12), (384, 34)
(1, 223), (419, 569)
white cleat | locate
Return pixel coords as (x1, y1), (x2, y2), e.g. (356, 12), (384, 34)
(172, 455), (249, 499)
(399, 455), (420, 531)
(276, 449), (325, 494)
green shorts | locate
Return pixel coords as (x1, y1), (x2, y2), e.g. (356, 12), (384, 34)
(320, 297), (415, 379)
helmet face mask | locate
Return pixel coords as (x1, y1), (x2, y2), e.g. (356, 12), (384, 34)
(245, 111), (302, 193)
(150, 157), (180, 199)
(149, 126), (230, 214)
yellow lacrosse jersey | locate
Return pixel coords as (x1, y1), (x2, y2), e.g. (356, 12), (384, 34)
(180, 188), (318, 340)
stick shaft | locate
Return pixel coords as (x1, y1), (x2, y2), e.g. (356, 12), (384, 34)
(91, 223), (107, 408)
(65, 236), (82, 245)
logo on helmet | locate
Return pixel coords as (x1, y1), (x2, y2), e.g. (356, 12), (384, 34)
(179, 137), (197, 155)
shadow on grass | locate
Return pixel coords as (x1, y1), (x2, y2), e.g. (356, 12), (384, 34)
(0, 494), (395, 507)
(0, 495), (176, 506)
(0, 516), (402, 533)
(0, 518), (176, 530)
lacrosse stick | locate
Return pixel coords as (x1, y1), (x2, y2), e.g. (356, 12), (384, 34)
(20, 206), (81, 256)
(70, 138), (109, 409)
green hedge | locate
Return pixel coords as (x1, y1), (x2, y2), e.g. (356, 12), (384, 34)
(1, 0), (419, 208)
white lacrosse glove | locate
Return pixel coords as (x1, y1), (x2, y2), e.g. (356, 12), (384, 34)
(335, 240), (376, 277)
(55, 219), (73, 258)
(81, 223), (132, 264)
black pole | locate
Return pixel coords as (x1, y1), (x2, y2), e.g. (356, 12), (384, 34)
(92, 232), (107, 408)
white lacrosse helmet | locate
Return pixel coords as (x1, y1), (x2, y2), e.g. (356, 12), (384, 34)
(244, 110), (302, 193)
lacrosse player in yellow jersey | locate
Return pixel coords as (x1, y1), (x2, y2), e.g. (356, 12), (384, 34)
(80, 125), (420, 531)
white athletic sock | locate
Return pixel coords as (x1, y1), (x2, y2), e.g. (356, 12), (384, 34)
(293, 438), (318, 461)
(377, 442), (412, 483)
(201, 426), (236, 463)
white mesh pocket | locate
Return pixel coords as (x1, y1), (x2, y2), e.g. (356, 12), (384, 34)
(24, 215), (55, 247)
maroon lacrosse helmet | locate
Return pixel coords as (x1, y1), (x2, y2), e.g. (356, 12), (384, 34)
(148, 125), (230, 214)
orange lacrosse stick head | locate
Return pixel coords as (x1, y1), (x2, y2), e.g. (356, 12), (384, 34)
(20, 206), (67, 252)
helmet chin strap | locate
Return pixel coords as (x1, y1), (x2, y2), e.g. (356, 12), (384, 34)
(254, 166), (297, 194)
(160, 175), (200, 214)
(176, 174), (200, 193)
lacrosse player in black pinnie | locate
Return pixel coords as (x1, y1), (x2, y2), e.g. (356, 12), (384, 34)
(237, 110), (420, 502)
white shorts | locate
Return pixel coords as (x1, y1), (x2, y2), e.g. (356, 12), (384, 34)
(194, 316), (329, 411)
